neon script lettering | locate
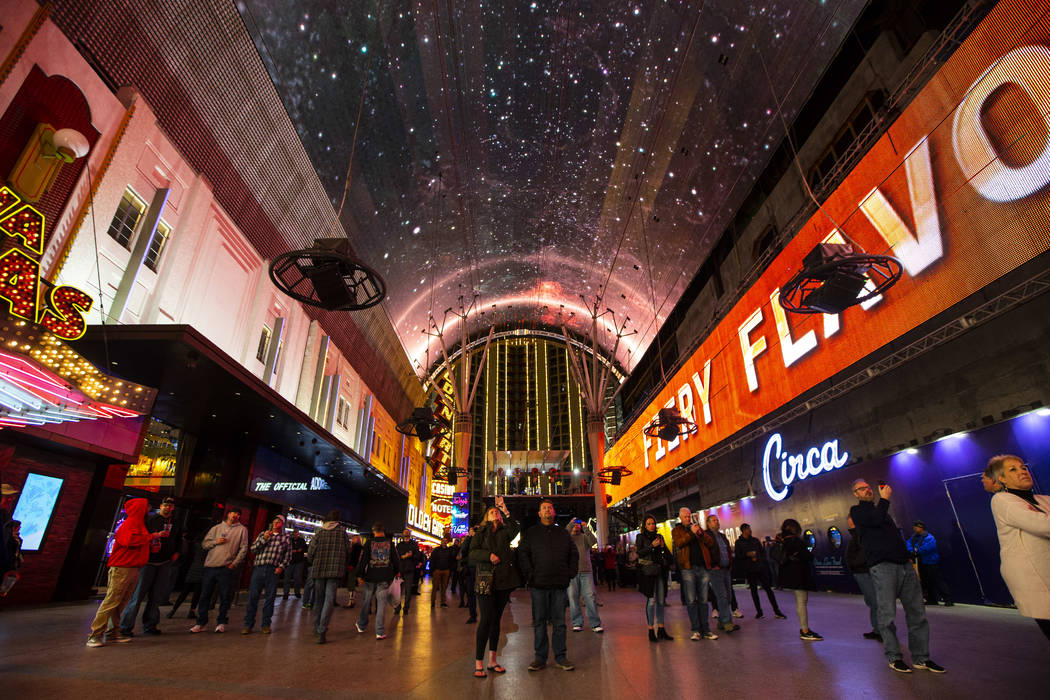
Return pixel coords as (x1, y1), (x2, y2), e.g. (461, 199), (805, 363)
(762, 433), (849, 502)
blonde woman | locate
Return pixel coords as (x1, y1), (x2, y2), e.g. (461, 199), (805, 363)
(988, 455), (1050, 640)
(467, 496), (520, 678)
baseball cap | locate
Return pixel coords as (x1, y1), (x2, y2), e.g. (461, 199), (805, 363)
(162, 497), (176, 505)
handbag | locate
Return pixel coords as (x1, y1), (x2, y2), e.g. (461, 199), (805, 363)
(387, 576), (401, 604)
(475, 564), (494, 596)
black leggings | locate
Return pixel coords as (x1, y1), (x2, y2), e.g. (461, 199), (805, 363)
(1037, 618), (1050, 640)
(475, 589), (512, 660)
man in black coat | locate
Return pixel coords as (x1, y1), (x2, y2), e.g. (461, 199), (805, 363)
(394, 529), (422, 615)
(734, 523), (785, 619)
(518, 500), (578, 672)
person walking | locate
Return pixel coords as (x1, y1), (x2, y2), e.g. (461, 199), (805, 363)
(282, 528), (308, 600)
(519, 499), (578, 672)
(343, 534), (363, 608)
(850, 479), (945, 673)
(907, 521), (953, 606)
(468, 497), (520, 678)
(777, 519), (822, 642)
(168, 532), (206, 619)
(636, 515), (673, 642)
(459, 526), (478, 623)
(734, 523), (785, 620)
(602, 546), (618, 592)
(355, 522), (397, 639)
(307, 509), (353, 643)
(987, 455), (1050, 640)
(429, 536), (454, 608)
(846, 517), (881, 641)
(394, 529), (422, 615)
(87, 499), (160, 647)
(191, 507), (248, 634)
(120, 497), (181, 637)
(566, 518), (603, 633)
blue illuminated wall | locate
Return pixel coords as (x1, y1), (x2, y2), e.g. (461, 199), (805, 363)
(713, 409), (1050, 606)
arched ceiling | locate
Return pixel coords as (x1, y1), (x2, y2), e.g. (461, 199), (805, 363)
(237, 0), (865, 375)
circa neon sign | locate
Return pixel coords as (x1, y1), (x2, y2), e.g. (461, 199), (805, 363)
(762, 433), (849, 502)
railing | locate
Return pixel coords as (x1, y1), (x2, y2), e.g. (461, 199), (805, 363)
(487, 470), (593, 497)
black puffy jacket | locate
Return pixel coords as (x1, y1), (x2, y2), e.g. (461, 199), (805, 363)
(469, 519), (522, 591)
(518, 522), (579, 589)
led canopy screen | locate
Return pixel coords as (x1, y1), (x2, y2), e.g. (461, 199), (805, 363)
(605, 0), (1050, 503)
(11, 472), (64, 551)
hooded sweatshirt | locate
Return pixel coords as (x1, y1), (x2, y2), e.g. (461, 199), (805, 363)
(202, 518), (249, 568)
(306, 520), (352, 579)
(107, 498), (152, 568)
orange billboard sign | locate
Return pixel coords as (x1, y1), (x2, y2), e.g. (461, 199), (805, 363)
(606, 0), (1050, 502)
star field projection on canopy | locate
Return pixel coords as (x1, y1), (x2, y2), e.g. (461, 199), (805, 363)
(238, 0), (864, 371)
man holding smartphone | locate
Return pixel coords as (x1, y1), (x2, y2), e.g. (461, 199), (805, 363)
(849, 479), (945, 675)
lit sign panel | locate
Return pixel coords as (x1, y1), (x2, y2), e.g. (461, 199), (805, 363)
(606, 0), (1050, 502)
(762, 433), (849, 502)
(407, 502), (445, 538)
(430, 480), (453, 530)
(11, 472), (63, 551)
(252, 476), (331, 492)
(451, 492), (469, 537)
(0, 186), (94, 341)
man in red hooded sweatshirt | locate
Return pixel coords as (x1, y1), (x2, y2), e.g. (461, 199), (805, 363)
(87, 498), (165, 647)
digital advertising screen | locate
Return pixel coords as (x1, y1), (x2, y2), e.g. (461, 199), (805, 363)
(605, 0), (1050, 503)
(11, 472), (64, 551)
(451, 492), (469, 537)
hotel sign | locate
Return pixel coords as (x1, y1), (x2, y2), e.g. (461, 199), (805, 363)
(606, 0), (1050, 501)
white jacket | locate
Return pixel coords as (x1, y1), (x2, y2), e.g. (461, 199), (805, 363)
(991, 491), (1050, 619)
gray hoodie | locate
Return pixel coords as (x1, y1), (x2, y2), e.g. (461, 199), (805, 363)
(202, 520), (248, 568)
(567, 521), (597, 574)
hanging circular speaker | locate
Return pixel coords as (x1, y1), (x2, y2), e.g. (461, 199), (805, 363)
(269, 238), (386, 311)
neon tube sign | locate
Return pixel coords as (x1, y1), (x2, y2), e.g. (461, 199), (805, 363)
(762, 433), (849, 502)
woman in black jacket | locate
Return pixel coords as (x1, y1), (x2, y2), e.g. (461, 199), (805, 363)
(635, 515), (674, 642)
(468, 497), (521, 678)
(778, 518), (822, 641)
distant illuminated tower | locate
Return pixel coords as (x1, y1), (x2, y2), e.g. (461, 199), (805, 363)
(428, 334), (622, 518)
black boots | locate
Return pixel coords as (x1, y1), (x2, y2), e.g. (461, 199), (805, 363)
(657, 627), (674, 641)
(649, 629), (658, 642)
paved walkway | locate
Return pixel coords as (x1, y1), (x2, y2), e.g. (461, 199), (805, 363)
(0, 582), (1044, 698)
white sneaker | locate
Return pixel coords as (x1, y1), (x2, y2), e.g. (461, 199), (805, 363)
(703, 632), (719, 640)
(591, 626), (603, 633)
(690, 631), (701, 641)
(572, 626), (583, 632)
(189, 625), (204, 634)
(214, 624), (225, 633)
(356, 622), (366, 633)
(712, 610), (719, 618)
(733, 609), (744, 618)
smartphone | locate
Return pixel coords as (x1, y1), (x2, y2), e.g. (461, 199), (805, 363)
(877, 480), (887, 487)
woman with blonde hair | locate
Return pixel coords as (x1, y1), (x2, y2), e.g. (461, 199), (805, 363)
(988, 454), (1050, 640)
(468, 496), (520, 677)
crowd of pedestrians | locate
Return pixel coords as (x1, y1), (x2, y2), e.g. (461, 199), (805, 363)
(71, 454), (1050, 678)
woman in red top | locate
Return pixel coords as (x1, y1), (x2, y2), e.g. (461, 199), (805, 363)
(87, 499), (163, 647)
(603, 546), (618, 591)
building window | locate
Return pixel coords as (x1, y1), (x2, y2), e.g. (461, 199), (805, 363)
(256, 326), (272, 362)
(808, 90), (887, 188)
(106, 190), (146, 249)
(144, 221), (172, 271)
(336, 397), (350, 429)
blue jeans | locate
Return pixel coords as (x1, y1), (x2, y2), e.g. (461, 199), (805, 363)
(399, 571), (415, 611)
(869, 561), (930, 663)
(313, 577), (340, 634)
(357, 581), (390, 635)
(853, 571), (879, 632)
(678, 567), (710, 634)
(568, 572), (602, 628)
(707, 568), (733, 625)
(531, 587), (569, 663)
(120, 560), (172, 633)
(302, 567), (315, 605)
(197, 567), (234, 626)
(645, 575), (667, 626)
(243, 565), (279, 629)
(282, 561), (305, 596)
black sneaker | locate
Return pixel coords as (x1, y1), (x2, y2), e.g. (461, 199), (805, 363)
(914, 660), (946, 674)
(800, 629), (823, 641)
(142, 628), (162, 635)
(773, 612), (787, 619)
(755, 612), (764, 619)
(889, 660), (913, 673)
(527, 661), (546, 672)
(862, 631), (882, 641)
(119, 629), (134, 638)
(554, 659), (575, 671)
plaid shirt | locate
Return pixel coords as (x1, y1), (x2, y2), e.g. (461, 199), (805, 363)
(306, 524), (353, 579)
(250, 530), (292, 569)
